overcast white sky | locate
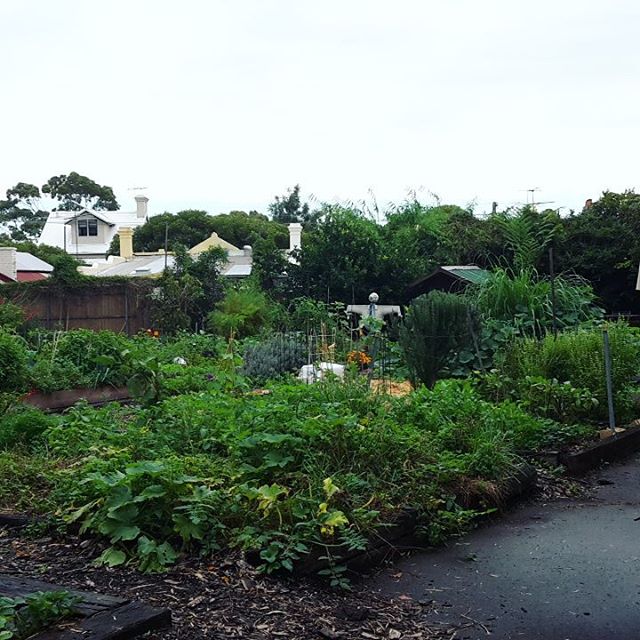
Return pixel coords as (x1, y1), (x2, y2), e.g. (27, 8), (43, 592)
(1, 0), (639, 218)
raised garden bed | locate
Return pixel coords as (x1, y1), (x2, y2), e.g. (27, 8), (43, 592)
(22, 387), (130, 412)
(558, 425), (640, 474)
(0, 574), (170, 639)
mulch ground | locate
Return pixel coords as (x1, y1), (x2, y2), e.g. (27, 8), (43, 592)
(0, 528), (449, 640)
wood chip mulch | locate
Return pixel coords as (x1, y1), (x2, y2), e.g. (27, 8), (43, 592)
(0, 527), (450, 640)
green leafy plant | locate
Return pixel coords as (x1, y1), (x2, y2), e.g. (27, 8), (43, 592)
(471, 268), (603, 339)
(69, 460), (227, 572)
(0, 407), (58, 451)
(0, 331), (28, 393)
(0, 591), (78, 640)
(0, 299), (25, 332)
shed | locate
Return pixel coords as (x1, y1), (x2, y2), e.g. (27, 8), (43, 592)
(406, 265), (490, 301)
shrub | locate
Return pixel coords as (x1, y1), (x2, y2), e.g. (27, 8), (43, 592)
(208, 287), (277, 339)
(474, 370), (599, 424)
(399, 292), (477, 388)
(242, 335), (307, 383)
(0, 298), (25, 331)
(154, 332), (223, 365)
(0, 407), (58, 450)
(0, 331), (28, 393)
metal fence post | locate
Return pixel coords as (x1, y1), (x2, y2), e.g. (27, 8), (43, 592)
(603, 327), (616, 435)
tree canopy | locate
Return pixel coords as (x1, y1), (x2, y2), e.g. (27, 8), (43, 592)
(0, 183), (48, 242)
(109, 209), (289, 255)
(269, 185), (317, 226)
(42, 172), (119, 211)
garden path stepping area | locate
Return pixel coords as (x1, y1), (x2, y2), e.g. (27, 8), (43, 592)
(0, 575), (170, 639)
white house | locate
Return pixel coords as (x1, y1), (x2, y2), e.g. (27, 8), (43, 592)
(38, 196), (151, 262)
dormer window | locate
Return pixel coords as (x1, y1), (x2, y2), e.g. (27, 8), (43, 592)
(78, 218), (98, 237)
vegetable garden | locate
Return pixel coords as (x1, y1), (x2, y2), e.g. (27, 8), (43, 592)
(1, 266), (640, 591)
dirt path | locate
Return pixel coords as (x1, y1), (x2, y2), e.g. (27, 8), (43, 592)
(372, 453), (640, 639)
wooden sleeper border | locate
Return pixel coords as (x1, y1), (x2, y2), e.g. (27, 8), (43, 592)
(0, 574), (170, 640)
(558, 424), (640, 474)
(23, 387), (131, 412)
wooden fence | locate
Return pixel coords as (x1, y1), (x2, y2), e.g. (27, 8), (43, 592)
(2, 279), (155, 335)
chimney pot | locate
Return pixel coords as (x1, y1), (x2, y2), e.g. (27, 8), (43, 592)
(288, 223), (302, 253)
(135, 195), (149, 218)
(118, 227), (134, 259)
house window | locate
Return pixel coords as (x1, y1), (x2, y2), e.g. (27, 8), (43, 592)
(78, 218), (98, 237)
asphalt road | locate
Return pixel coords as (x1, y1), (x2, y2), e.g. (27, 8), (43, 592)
(373, 453), (640, 639)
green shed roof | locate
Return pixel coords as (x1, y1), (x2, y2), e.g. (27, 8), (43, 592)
(441, 266), (491, 284)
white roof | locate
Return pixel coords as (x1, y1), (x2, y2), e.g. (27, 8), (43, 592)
(16, 252), (53, 272)
(223, 264), (252, 277)
(85, 253), (252, 278)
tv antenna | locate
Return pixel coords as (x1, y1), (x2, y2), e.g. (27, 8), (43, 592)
(520, 188), (554, 208)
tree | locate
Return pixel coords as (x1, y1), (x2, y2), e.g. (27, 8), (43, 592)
(49, 253), (85, 284)
(42, 172), (119, 211)
(209, 211), (289, 248)
(556, 190), (640, 313)
(382, 201), (471, 295)
(150, 244), (227, 334)
(269, 185), (317, 225)
(0, 183), (48, 241)
(129, 211), (215, 253)
(188, 246), (228, 327)
(291, 204), (385, 302)
(252, 233), (289, 291)
(0, 240), (69, 267)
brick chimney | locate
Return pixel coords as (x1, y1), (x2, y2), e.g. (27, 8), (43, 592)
(135, 195), (149, 218)
(119, 228), (134, 259)
(0, 247), (17, 281)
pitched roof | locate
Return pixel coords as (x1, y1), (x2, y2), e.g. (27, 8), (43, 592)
(63, 210), (116, 226)
(16, 252), (54, 273)
(189, 232), (240, 255)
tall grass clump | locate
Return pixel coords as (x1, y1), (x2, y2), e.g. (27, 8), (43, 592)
(472, 268), (602, 338)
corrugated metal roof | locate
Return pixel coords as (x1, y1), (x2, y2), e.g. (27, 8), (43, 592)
(16, 252), (54, 272)
(223, 264), (252, 277)
(441, 266), (490, 284)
